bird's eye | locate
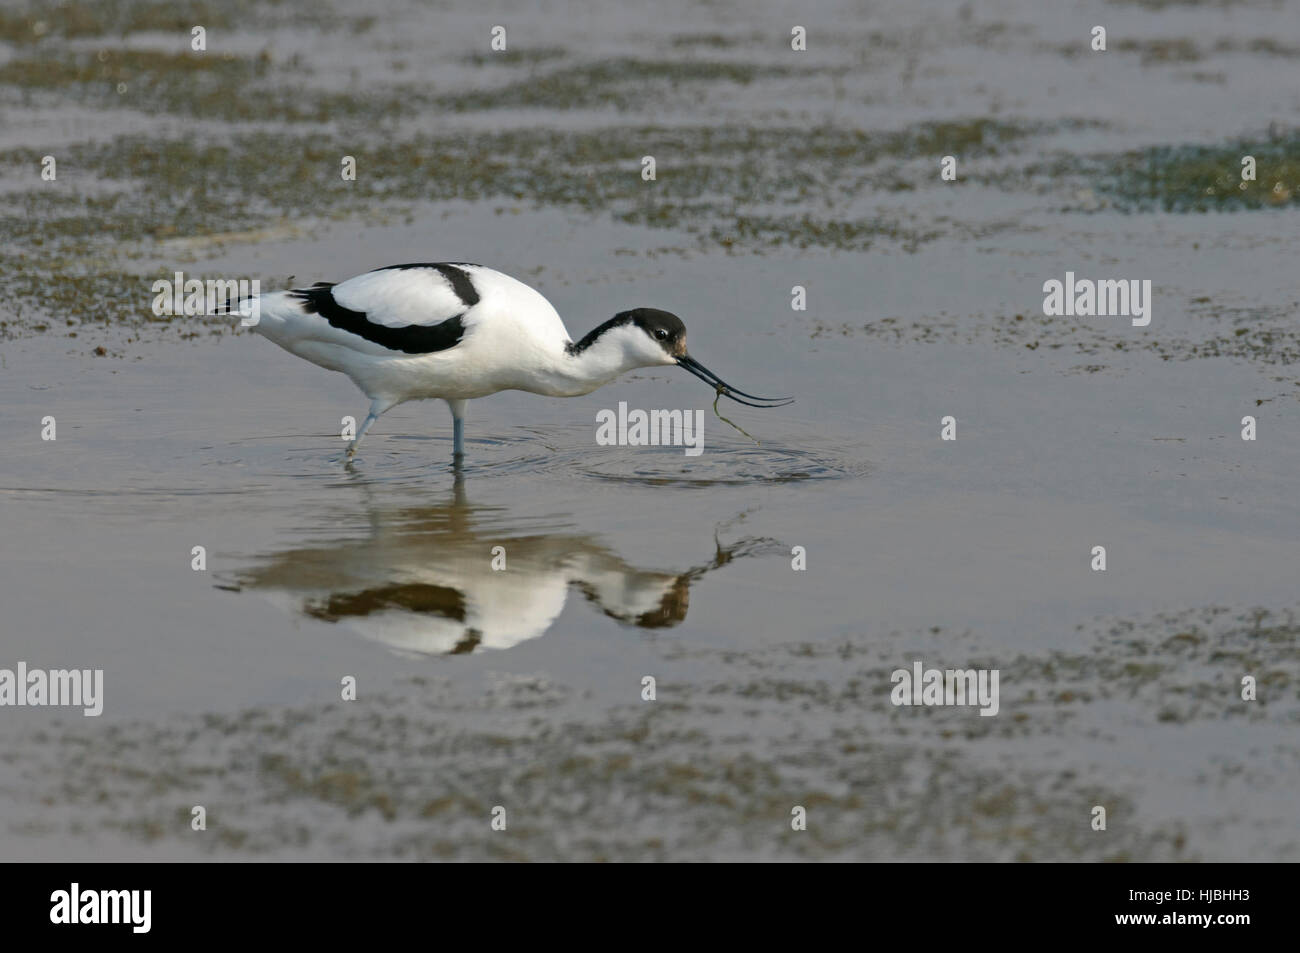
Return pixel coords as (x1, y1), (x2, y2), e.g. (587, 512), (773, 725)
(655, 328), (669, 340)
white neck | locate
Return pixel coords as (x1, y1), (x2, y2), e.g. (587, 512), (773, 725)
(536, 323), (667, 397)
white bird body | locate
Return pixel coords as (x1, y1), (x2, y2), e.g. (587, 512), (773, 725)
(240, 261), (790, 461)
(255, 265), (586, 400)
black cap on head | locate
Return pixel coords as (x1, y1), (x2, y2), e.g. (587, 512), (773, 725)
(620, 308), (686, 355)
(567, 307), (686, 356)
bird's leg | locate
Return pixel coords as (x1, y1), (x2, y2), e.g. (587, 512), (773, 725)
(345, 397), (394, 461)
(447, 399), (468, 461)
(345, 413), (376, 461)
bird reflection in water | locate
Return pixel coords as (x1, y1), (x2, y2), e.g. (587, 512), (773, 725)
(221, 480), (776, 656)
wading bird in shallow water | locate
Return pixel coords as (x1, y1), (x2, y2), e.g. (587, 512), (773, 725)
(239, 262), (792, 461)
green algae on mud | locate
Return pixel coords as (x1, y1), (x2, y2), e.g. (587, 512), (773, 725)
(0, 117), (1060, 338)
(1016, 132), (1300, 213)
(811, 297), (1300, 371)
(10, 118), (1049, 231)
(0, 268), (156, 340)
(0, 47), (414, 122)
(437, 58), (810, 112)
(1058, 35), (1300, 65)
(2, 604), (1291, 860)
(461, 46), (569, 68)
(1, 47), (807, 123)
(0, 0), (234, 44)
(0, 0), (356, 46)
(5, 115), (1298, 363)
(1100, 138), (1300, 212)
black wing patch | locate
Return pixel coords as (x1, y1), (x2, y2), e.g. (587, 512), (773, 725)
(290, 284), (466, 355)
(378, 262), (481, 307)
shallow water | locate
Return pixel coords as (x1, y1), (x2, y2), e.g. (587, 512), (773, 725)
(1, 0), (1298, 860)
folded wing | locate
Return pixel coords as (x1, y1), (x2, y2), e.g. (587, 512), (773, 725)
(288, 263), (483, 355)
